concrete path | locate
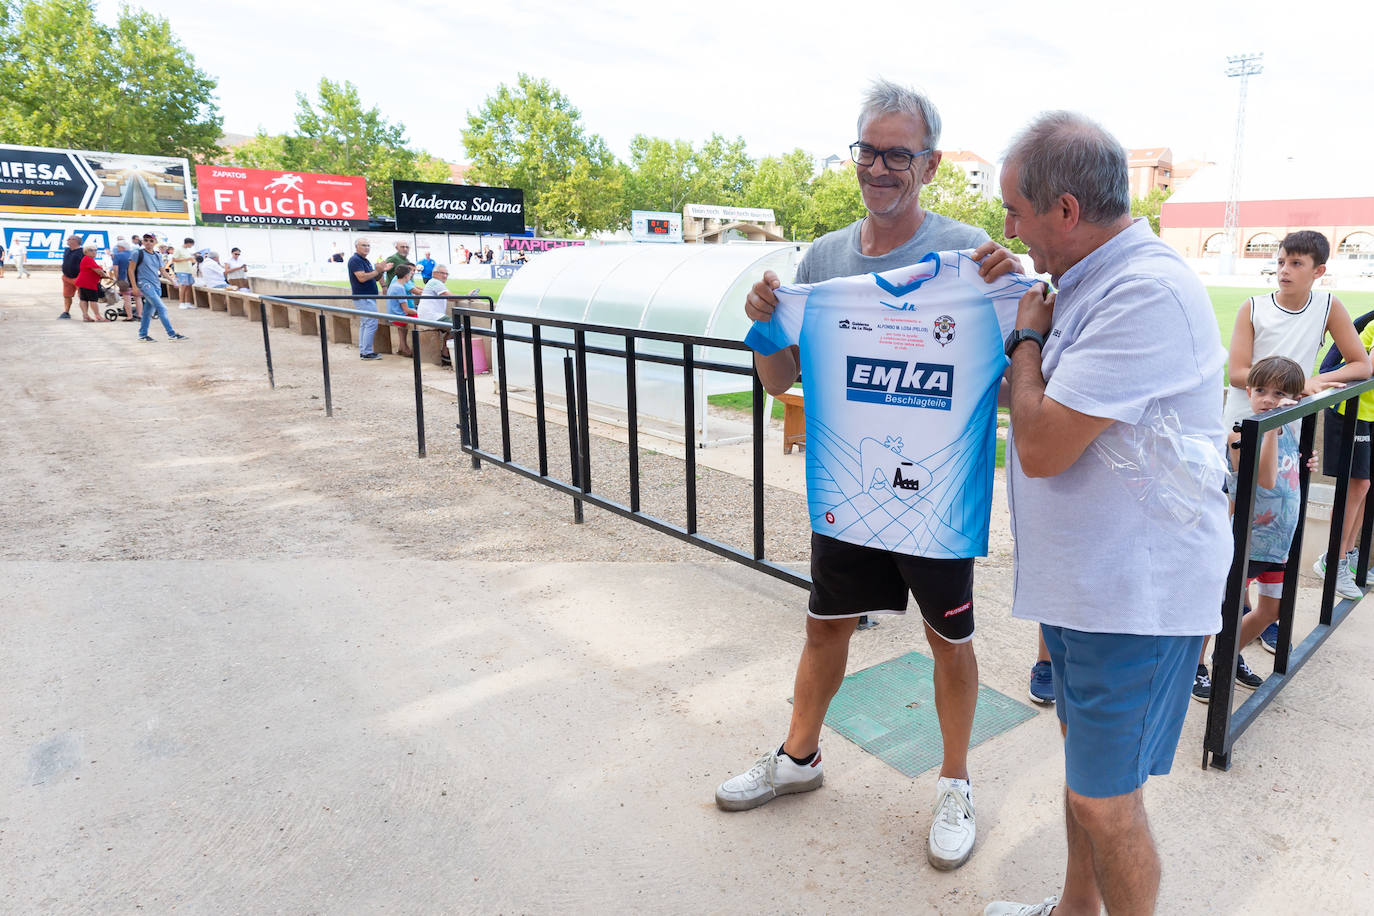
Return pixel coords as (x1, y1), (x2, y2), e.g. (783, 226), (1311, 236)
(3, 277), (1371, 914)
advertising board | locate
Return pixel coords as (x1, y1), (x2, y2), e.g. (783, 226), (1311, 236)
(393, 180), (525, 234)
(0, 144), (192, 224)
(196, 165), (369, 228)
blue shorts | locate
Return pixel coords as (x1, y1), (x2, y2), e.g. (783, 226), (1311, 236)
(176, 272), (193, 285)
(1041, 625), (1204, 798)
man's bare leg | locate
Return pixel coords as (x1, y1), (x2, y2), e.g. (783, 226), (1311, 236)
(782, 615), (858, 758)
(925, 621), (976, 780)
(1058, 786), (1159, 916)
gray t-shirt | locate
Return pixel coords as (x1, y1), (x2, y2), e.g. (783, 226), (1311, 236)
(1007, 218), (1231, 636)
(796, 211), (989, 284)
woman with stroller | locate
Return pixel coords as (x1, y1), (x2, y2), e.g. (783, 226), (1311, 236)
(73, 241), (112, 322)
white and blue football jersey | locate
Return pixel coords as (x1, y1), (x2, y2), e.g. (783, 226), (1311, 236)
(745, 250), (1035, 558)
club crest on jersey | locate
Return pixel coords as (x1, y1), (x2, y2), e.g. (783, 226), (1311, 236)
(846, 357), (954, 410)
(933, 315), (956, 346)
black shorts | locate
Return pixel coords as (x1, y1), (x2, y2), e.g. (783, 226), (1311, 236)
(808, 532), (975, 643)
(78, 286), (102, 302)
(1321, 408), (1372, 479)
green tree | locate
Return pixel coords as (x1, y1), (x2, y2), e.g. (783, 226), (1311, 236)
(225, 79), (449, 217)
(625, 135), (696, 212)
(1132, 186), (1172, 235)
(464, 74), (624, 234)
(0, 0), (221, 161)
(923, 161), (1024, 252)
(742, 149), (813, 239)
(795, 168), (865, 241)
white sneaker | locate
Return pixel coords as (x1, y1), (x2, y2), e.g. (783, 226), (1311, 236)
(715, 745), (823, 811)
(179, 303), (193, 309)
(984, 897), (1059, 916)
(927, 776), (976, 870)
(1334, 561), (1363, 600)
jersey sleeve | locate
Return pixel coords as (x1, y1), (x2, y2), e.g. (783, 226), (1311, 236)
(744, 284), (808, 356)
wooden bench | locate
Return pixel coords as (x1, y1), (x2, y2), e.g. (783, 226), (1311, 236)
(193, 285), (211, 309)
(206, 287), (230, 312)
(775, 390), (806, 454)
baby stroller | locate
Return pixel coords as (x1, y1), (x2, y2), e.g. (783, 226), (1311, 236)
(100, 281), (126, 323)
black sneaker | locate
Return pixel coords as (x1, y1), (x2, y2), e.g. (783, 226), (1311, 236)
(1191, 665), (1211, 704)
(139, 335), (155, 341)
(1234, 654), (1264, 690)
(360, 352), (382, 360)
(169, 333), (188, 340)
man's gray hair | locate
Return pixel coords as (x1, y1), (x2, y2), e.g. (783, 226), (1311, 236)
(115, 240), (130, 251)
(208, 251), (220, 260)
(433, 263), (448, 272)
(857, 78), (942, 150)
(1004, 111), (1130, 224)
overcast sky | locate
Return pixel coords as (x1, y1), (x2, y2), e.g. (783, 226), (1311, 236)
(96, 0), (1371, 176)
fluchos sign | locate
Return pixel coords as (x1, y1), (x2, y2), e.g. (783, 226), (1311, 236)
(195, 166), (369, 228)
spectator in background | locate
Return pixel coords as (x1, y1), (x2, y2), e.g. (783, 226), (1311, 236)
(171, 237), (198, 309)
(379, 241), (415, 289)
(349, 238), (388, 361)
(480, 247), (494, 264)
(111, 240), (141, 321)
(0, 241), (7, 278)
(60, 234), (84, 319)
(459, 245), (471, 264)
(385, 263), (420, 358)
(419, 264), (455, 365)
(200, 251), (231, 289)
(418, 250), (436, 281)
(73, 241), (110, 322)
(133, 233), (185, 342)
(13, 241), (28, 279)
(224, 248), (249, 289)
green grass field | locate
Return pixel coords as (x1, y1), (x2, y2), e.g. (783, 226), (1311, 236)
(1211, 286), (1374, 348)
(320, 277), (509, 301)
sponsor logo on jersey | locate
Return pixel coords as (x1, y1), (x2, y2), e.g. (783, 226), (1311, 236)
(879, 298), (918, 312)
(846, 357), (954, 410)
(933, 315), (956, 346)
(837, 318), (873, 332)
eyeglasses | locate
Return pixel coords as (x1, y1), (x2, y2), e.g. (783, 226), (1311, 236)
(849, 142), (931, 172)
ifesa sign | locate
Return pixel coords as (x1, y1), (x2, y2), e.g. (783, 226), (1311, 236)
(0, 143), (192, 224)
(392, 180), (525, 234)
(195, 166), (370, 228)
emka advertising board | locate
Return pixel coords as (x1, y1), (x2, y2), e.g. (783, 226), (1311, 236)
(392, 180), (525, 234)
(196, 166), (369, 228)
(0, 143), (192, 224)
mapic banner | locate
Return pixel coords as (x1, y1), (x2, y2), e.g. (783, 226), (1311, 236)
(196, 165), (369, 228)
(503, 237), (586, 253)
(393, 180), (525, 234)
(0, 144), (192, 224)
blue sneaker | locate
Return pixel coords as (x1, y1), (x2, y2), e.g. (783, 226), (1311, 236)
(1260, 622), (1278, 655)
(1028, 661), (1055, 705)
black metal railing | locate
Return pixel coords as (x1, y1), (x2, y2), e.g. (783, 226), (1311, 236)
(1204, 379), (1374, 770)
(254, 293), (806, 590)
(443, 304), (806, 589)
(257, 293), (492, 458)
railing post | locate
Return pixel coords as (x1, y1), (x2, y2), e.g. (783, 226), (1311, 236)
(497, 319), (511, 463)
(1204, 417), (1260, 771)
(533, 326), (548, 477)
(412, 326), (426, 458)
(574, 330), (592, 500)
(683, 342), (697, 535)
(463, 314), (481, 469)
(752, 369), (764, 560)
(260, 295), (275, 389)
(318, 312), (332, 417)
(564, 354), (584, 524)
(627, 336), (640, 513)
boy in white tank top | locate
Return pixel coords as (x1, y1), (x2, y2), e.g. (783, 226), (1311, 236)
(1224, 230), (1368, 428)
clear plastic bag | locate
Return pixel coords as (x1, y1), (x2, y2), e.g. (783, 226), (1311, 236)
(1090, 400), (1228, 529)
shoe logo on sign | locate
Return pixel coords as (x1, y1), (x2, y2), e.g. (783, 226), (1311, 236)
(264, 173), (304, 193)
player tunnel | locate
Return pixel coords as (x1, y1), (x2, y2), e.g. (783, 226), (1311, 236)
(495, 241), (805, 441)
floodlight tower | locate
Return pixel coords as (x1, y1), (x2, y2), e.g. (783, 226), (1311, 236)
(1221, 52), (1263, 275)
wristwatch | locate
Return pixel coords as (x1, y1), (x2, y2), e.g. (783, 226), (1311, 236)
(1004, 328), (1046, 357)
